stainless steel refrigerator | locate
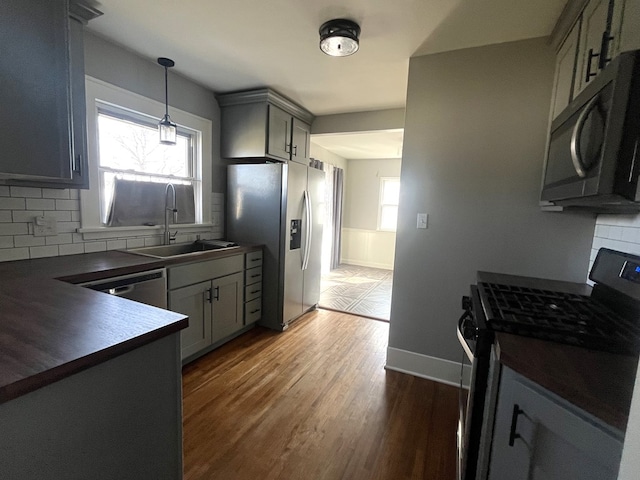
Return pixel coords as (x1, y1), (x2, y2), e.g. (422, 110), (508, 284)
(227, 162), (324, 331)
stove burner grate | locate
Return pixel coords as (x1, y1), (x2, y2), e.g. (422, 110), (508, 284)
(478, 282), (640, 354)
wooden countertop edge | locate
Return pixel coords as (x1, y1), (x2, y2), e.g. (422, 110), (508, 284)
(495, 332), (638, 432)
(0, 244), (263, 404)
(0, 317), (188, 405)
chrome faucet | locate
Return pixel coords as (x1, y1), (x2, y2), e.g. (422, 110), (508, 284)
(164, 183), (178, 245)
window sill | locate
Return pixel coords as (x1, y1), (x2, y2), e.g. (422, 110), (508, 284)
(78, 223), (215, 241)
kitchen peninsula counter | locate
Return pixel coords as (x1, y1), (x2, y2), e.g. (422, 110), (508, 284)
(0, 245), (260, 404)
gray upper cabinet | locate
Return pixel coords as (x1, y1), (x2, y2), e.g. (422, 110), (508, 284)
(218, 88), (314, 164)
(0, 0), (100, 189)
(549, 0), (638, 119)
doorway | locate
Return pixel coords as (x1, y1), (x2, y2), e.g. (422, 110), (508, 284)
(310, 130), (403, 321)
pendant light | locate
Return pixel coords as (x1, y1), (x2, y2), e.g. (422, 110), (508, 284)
(319, 19), (360, 57)
(157, 57), (177, 145)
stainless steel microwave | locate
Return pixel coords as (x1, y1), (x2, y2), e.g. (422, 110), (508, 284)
(541, 50), (640, 211)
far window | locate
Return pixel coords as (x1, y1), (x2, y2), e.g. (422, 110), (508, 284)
(378, 177), (400, 232)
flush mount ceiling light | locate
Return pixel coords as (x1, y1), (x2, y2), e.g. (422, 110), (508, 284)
(319, 19), (360, 57)
(157, 57), (177, 145)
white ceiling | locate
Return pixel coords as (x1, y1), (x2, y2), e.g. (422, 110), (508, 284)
(88, 0), (567, 117)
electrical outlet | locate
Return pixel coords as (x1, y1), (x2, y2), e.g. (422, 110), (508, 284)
(33, 216), (58, 237)
(417, 213), (428, 229)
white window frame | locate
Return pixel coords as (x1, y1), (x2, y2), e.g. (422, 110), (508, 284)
(80, 76), (212, 239)
(377, 177), (400, 232)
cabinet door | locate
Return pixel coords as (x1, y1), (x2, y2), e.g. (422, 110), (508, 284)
(291, 118), (311, 165)
(489, 367), (623, 480)
(618, 0), (640, 53)
(0, 0), (73, 183)
(68, 16), (89, 188)
(211, 272), (244, 342)
(267, 105), (292, 161)
(169, 281), (212, 360)
(576, 0), (613, 95)
(550, 21), (581, 119)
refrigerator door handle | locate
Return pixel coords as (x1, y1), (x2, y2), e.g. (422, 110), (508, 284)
(302, 189), (312, 270)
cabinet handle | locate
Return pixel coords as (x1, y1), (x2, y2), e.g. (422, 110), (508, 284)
(285, 143), (291, 154)
(293, 144), (298, 156)
(250, 258), (260, 262)
(585, 48), (599, 83)
(250, 289), (260, 294)
(598, 31), (614, 69)
(251, 274), (260, 278)
(508, 404), (524, 447)
(250, 308), (260, 314)
(73, 154), (82, 175)
(213, 286), (220, 301)
(206, 287), (213, 303)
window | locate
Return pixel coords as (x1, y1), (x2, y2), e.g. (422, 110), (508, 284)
(378, 177), (400, 232)
(81, 77), (211, 233)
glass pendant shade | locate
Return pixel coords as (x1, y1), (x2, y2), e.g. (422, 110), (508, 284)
(157, 57), (177, 145)
(159, 114), (177, 145)
(319, 19), (360, 57)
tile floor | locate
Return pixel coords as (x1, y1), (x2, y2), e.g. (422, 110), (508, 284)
(319, 264), (393, 321)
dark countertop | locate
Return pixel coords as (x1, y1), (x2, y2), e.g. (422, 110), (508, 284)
(0, 245), (261, 404)
(478, 271), (638, 432)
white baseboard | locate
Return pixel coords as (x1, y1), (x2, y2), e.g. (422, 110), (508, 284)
(340, 258), (393, 270)
(385, 347), (471, 388)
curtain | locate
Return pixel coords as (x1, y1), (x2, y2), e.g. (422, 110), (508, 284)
(331, 167), (344, 270)
(107, 178), (195, 226)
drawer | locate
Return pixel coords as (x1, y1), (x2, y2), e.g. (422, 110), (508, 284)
(245, 266), (262, 285)
(246, 250), (263, 268)
(245, 297), (262, 324)
(168, 254), (244, 290)
(245, 283), (262, 302)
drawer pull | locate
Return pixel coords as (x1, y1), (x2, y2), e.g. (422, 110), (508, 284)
(251, 274), (260, 278)
(250, 289), (260, 294)
(250, 258), (260, 262)
(250, 309), (260, 314)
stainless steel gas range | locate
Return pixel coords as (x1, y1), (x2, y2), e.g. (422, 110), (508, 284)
(456, 248), (640, 480)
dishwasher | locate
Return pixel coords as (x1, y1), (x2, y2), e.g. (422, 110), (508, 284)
(79, 268), (167, 309)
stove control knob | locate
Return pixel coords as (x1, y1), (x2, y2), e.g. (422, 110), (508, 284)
(461, 295), (472, 311)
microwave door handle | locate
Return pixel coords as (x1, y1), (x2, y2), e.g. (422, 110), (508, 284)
(570, 94), (600, 178)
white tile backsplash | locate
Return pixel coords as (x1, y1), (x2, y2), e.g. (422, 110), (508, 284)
(590, 213), (640, 273)
(0, 187), (225, 262)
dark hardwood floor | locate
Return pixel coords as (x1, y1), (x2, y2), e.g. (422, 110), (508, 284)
(182, 309), (458, 480)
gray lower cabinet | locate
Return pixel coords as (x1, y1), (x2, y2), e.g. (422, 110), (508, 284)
(0, 0), (99, 188)
(489, 367), (624, 480)
(168, 253), (253, 361)
(169, 281), (212, 359)
(211, 272), (244, 342)
(244, 250), (263, 324)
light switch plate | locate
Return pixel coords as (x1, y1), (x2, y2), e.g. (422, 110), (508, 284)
(417, 213), (428, 229)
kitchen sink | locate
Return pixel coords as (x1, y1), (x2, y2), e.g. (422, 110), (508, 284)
(127, 240), (239, 259)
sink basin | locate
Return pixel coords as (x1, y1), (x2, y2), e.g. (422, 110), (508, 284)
(127, 241), (238, 259)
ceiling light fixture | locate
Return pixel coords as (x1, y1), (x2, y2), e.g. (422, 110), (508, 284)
(319, 19), (360, 57)
(157, 57), (177, 145)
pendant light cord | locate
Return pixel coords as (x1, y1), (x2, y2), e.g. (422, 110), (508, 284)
(164, 66), (169, 117)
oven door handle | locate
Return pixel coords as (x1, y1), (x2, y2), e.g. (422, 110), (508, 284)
(457, 311), (475, 361)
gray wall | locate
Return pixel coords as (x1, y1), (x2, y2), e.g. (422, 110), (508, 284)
(312, 108), (405, 135)
(84, 33), (225, 193)
(344, 158), (401, 230)
(389, 37), (596, 362)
